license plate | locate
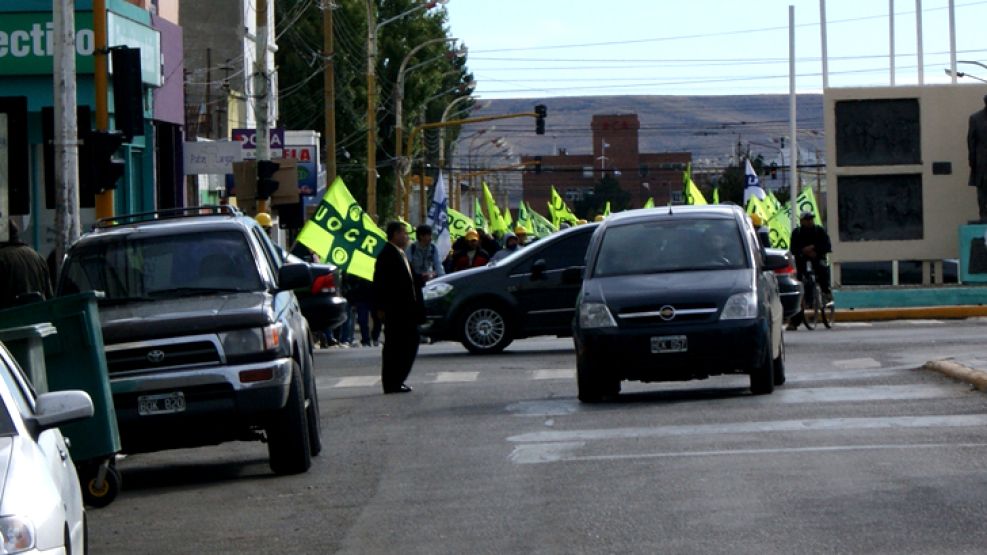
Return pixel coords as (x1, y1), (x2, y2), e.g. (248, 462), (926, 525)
(651, 335), (688, 354)
(138, 392), (187, 416)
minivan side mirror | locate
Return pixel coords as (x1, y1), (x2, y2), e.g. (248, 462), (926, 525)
(561, 267), (584, 284)
(278, 263), (313, 290)
(531, 259), (547, 280)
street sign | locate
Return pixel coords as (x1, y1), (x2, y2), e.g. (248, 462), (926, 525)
(183, 140), (243, 175)
(282, 145), (317, 195)
(231, 128), (284, 159)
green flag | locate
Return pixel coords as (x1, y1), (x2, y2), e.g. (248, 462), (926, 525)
(603, 201), (611, 217)
(548, 185), (579, 228)
(643, 197), (655, 209)
(516, 202), (533, 234)
(473, 197), (488, 233)
(447, 207), (474, 241)
(482, 182), (509, 235)
(683, 163), (708, 205)
(766, 205), (792, 250)
(713, 186), (720, 204)
(296, 176), (386, 282)
(746, 196), (772, 221)
(527, 202), (557, 238)
(794, 187), (823, 226)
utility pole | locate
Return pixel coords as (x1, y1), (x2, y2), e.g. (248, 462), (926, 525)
(93, 0), (112, 219)
(366, 0), (378, 220)
(255, 0), (272, 214)
(53, 0), (80, 265)
(323, 0), (337, 182)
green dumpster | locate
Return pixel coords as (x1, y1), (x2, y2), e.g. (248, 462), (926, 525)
(0, 323), (57, 393)
(0, 291), (122, 507)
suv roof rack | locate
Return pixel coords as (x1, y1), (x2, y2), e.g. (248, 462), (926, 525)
(93, 205), (242, 230)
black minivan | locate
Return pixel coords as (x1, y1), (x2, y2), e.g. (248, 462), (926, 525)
(421, 224), (598, 354)
(572, 205), (788, 402)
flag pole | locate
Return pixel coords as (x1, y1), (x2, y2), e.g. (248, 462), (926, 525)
(789, 5), (799, 232)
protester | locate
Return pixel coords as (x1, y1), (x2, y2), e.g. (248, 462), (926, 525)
(450, 230), (491, 271)
(347, 275), (381, 347)
(479, 230), (500, 258)
(789, 211), (833, 331)
(407, 224), (445, 288)
(490, 232), (520, 262)
(514, 226), (529, 246)
(0, 222), (53, 309)
(372, 221), (424, 394)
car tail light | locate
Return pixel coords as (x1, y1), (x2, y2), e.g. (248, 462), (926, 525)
(311, 273), (336, 294)
(773, 261), (796, 275)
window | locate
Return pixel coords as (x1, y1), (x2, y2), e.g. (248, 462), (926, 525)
(582, 167), (593, 178)
(511, 230), (594, 274)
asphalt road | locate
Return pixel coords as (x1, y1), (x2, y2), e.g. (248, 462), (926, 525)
(90, 319), (987, 554)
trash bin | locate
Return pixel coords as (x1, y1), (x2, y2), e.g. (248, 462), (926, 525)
(0, 323), (57, 393)
(0, 291), (122, 507)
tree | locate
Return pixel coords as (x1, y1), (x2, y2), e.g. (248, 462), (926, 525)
(574, 174), (630, 219)
(714, 154), (766, 206)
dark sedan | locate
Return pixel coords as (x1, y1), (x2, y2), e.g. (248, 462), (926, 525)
(572, 205), (787, 402)
(421, 224), (598, 354)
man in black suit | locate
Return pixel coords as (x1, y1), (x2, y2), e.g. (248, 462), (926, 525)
(373, 221), (424, 394)
(968, 94), (987, 222)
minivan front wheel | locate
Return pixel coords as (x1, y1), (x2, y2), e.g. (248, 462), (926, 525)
(460, 304), (513, 354)
(577, 356), (620, 403)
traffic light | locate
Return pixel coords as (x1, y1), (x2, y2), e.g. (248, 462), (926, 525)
(88, 130), (126, 192)
(533, 156), (542, 174)
(534, 104), (546, 135)
(769, 162), (778, 180)
(257, 160), (281, 200)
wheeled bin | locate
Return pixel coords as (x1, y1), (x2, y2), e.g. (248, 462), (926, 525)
(0, 291), (122, 507)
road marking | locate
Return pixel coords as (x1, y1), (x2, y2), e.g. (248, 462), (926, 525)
(334, 376), (381, 388)
(776, 384), (956, 404)
(509, 442), (987, 464)
(832, 357), (881, 369)
(903, 319), (945, 325)
(507, 414), (987, 444)
(434, 371), (479, 383)
(786, 368), (906, 383)
(532, 369), (575, 380)
(831, 322), (872, 328)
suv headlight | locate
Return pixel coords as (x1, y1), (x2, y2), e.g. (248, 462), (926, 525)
(0, 516), (35, 554)
(220, 323), (283, 356)
(422, 282), (453, 302)
(579, 302), (617, 329)
(720, 292), (758, 320)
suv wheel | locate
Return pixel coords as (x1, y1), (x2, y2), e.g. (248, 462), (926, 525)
(460, 303), (513, 354)
(772, 336), (786, 386)
(577, 356), (619, 403)
(303, 349), (323, 457)
(749, 344), (775, 395)
(267, 363), (312, 474)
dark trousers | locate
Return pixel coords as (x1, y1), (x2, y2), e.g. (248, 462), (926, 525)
(797, 258), (831, 294)
(355, 300), (381, 345)
(381, 318), (420, 391)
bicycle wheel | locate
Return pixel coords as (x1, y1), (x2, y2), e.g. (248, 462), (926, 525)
(821, 294), (835, 328)
(802, 283), (822, 330)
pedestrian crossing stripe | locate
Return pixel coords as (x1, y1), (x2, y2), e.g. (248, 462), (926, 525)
(532, 369), (575, 380)
(334, 376), (381, 388)
(434, 371), (479, 383)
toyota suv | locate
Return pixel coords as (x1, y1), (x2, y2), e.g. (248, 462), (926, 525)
(57, 206), (321, 475)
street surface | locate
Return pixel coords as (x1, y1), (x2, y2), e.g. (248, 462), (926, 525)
(91, 319), (987, 554)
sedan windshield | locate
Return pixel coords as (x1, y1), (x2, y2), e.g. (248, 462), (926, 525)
(60, 231), (263, 300)
(593, 218), (748, 277)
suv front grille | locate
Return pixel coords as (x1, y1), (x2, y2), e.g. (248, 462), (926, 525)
(106, 340), (221, 374)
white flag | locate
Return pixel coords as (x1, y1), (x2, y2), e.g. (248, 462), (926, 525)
(743, 159), (766, 204)
(427, 172), (451, 259)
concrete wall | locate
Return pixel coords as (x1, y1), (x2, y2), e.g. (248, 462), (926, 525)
(825, 84), (987, 282)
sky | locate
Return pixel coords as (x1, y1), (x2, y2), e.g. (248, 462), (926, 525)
(444, 0), (987, 99)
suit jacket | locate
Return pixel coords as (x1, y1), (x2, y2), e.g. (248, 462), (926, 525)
(373, 242), (424, 324)
(969, 108), (987, 187)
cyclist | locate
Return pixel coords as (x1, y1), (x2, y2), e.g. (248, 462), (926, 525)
(790, 210), (833, 303)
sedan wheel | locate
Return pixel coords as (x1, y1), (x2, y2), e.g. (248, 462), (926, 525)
(749, 344), (775, 395)
(461, 305), (512, 354)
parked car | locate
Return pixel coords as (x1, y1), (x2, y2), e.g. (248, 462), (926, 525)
(571, 205), (787, 402)
(768, 247), (803, 322)
(283, 250), (349, 332)
(0, 341), (93, 554)
(421, 224), (599, 354)
(57, 206), (321, 475)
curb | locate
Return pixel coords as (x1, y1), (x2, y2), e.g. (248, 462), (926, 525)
(923, 360), (987, 392)
(834, 305), (987, 322)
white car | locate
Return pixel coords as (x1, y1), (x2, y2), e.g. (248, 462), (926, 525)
(0, 342), (93, 554)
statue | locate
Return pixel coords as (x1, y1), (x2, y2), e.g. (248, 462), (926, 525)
(968, 94), (987, 223)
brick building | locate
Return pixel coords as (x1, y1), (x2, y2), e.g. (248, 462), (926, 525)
(521, 114), (691, 215)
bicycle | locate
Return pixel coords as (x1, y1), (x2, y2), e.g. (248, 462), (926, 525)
(798, 262), (834, 329)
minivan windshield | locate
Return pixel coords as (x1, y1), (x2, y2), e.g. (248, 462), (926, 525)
(593, 218), (748, 277)
(60, 230), (263, 301)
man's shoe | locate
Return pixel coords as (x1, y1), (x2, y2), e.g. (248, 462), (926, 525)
(786, 322), (798, 331)
(384, 384), (413, 394)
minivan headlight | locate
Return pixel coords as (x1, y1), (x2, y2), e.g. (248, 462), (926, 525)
(0, 515), (35, 554)
(720, 291), (758, 320)
(579, 302), (617, 329)
(423, 282), (453, 302)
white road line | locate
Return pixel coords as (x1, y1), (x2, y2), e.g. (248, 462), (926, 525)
(831, 322), (872, 328)
(509, 442), (987, 464)
(434, 371), (479, 383)
(507, 414), (987, 444)
(786, 368), (905, 383)
(903, 319), (945, 325)
(776, 384), (956, 404)
(532, 369), (575, 380)
(334, 376), (381, 388)
(832, 357), (881, 369)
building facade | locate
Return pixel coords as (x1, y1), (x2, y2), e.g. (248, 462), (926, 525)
(521, 114), (691, 215)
